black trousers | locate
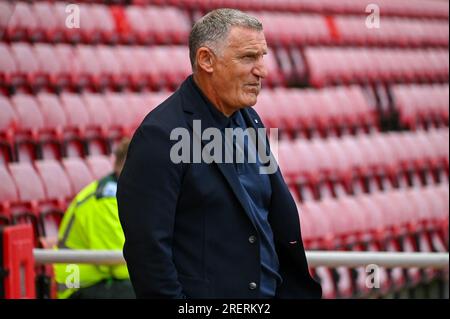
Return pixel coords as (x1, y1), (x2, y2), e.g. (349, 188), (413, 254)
(69, 279), (136, 299)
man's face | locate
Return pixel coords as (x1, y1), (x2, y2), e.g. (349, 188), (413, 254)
(211, 27), (268, 112)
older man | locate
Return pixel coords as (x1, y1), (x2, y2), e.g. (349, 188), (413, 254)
(117, 8), (321, 299)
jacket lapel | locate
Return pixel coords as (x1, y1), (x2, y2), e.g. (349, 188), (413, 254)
(179, 78), (256, 228)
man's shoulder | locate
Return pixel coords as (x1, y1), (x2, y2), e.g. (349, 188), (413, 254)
(139, 89), (187, 133)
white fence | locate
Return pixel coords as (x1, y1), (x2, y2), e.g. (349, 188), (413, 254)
(33, 249), (449, 268)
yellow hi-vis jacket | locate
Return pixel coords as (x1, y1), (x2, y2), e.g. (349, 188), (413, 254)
(54, 173), (129, 299)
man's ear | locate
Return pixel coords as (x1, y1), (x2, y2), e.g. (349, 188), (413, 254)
(196, 47), (214, 73)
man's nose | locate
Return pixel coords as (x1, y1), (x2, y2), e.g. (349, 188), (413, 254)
(252, 58), (268, 79)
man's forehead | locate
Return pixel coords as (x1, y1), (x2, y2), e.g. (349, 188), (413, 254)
(226, 26), (267, 50)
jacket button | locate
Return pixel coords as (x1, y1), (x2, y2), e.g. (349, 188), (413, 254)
(248, 235), (257, 244)
(249, 282), (257, 290)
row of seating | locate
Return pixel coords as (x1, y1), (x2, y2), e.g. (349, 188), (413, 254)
(2, 1), (192, 45)
(0, 155), (113, 238)
(256, 84), (449, 139)
(0, 43), (196, 90)
(0, 92), (170, 162)
(392, 84), (449, 129)
(2, 42), (448, 92)
(333, 15), (448, 47)
(255, 12), (448, 47)
(5, 1), (448, 47)
(305, 47), (449, 87)
(299, 184), (449, 298)
(255, 85), (377, 138)
(300, 184), (448, 249)
(1, 84), (447, 163)
(132, 0), (449, 19)
(277, 128), (449, 202)
(124, 5), (192, 44)
(0, 42), (282, 91)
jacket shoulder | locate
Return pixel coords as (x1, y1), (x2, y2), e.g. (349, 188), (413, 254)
(138, 90), (186, 134)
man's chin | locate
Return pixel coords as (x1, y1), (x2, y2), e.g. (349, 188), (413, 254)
(243, 94), (258, 106)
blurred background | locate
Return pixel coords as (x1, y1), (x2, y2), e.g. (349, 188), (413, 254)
(0, 0), (448, 299)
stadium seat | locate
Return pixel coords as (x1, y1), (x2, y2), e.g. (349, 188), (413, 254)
(32, 2), (62, 43)
(0, 1), (14, 37)
(0, 43), (20, 89)
(58, 93), (87, 156)
(34, 159), (73, 239)
(74, 45), (106, 90)
(5, 1), (40, 42)
(89, 4), (117, 43)
(11, 94), (45, 162)
(53, 44), (82, 89)
(96, 45), (127, 89)
(61, 157), (95, 194)
(81, 93), (112, 137)
(8, 162), (47, 240)
(114, 46), (148, 90)
(10, 42), (45, 89)
(33, 43), (66, 90)
(298, 201), (336, 299)
(85, 155), (114, 180)
(392, 84), (449, 129)
(35, 93), (67, 160)
(0, 165), (19, 224)
(0, 95), (17, 162)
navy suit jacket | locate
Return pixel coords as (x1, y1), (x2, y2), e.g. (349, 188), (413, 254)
(117, 76), (322, 299)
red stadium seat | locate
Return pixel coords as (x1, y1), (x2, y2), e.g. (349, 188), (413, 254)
(59, 93), (93, 157)
(85, 155), (114, 180)
(115, 46), (148, 90)
(33, 43), (66, 89)
(10, 42), (45, 89)
(35, 93), (67, 141)
(74, 45), (105, 90)
(81, 92), (112, 137)
(5, 2), (40, 42)
(34, 159), (73, 239)
(35, 92), (68, 160)
(61, 157), (95, 194)
(125, 6), (151, 44)
(53, 44), (82, 89)
(104, 92), (136, 138)
(0, 1), (14, 37)
(32, 2), (62, 43)
(0, 165), (19, 224)
(96, 45), (127, 89)
(8, 162), (46, 240)
(81, 92), (113, 155)
(11, 94), (45, 162)
(89, 4), (117, 43)
(0, 43), (20, 89)
(0, 95), (18, 162)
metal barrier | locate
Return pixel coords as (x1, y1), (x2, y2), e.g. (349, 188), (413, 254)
(33, 249), (449, 269)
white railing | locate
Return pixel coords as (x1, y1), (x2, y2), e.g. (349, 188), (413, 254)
(33, 249), (449, 269)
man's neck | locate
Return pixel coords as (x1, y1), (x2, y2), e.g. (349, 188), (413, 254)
(192, 73), (234, 117)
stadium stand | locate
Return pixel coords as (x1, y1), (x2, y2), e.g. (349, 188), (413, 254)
(0, 0), (448, 299)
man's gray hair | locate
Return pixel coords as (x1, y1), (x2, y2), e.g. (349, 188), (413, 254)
(188, 8), (263, 70)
